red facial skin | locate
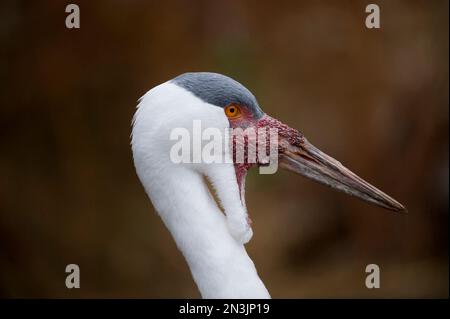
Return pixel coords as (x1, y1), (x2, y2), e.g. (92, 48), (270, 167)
(227, 105), (258, 197)
(226, 104), (304, 223)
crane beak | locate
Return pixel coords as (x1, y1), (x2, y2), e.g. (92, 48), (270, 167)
(278, 136), (406, 212)
(260, 116), (407, 212)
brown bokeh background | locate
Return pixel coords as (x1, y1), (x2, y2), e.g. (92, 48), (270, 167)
(0, 0), (448, 298)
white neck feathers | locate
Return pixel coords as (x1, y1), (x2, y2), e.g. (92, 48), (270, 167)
(131, 82), (270, 298)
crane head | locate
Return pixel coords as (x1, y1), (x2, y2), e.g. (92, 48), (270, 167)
(132, 72), (406, 245)
(171, 72), (406, 212)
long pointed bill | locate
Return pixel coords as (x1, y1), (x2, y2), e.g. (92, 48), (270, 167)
(258, 115), (406, 212)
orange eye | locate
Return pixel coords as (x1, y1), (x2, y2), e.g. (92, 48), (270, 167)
(224, 104), (241, 119)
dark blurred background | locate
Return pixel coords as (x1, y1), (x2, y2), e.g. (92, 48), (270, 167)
(0, 0), (448, 298)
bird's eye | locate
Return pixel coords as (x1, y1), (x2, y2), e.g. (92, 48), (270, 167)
(225, 104), (241, 119)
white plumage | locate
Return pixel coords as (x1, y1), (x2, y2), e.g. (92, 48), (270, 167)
(132, 82), (270, 298)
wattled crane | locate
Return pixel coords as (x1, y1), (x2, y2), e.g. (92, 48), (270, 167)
(131, 72), (405, 298)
